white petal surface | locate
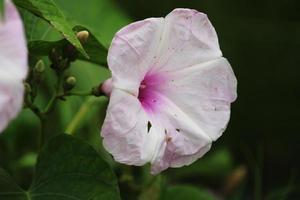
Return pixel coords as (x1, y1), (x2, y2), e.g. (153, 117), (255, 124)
(151, 143), (211, 174)
(153, 8), (222, 72)
(107, 18), (164, 94)
(101, 89), (165, 166)
(0, 0), (28, 79)
(0, 0), (28, 133)
(0, 77), (24, 132)
(148, 94), (212, 174)
(163, 57), (237, 141)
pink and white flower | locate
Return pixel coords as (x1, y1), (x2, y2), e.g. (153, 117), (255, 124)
(0, 0), (28, 132)
(101, 8), (237, 174)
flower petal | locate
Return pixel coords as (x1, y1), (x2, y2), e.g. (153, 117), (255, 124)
(0, 0), (27, 133)
(151, 143), (211, 174)
(0, 77), (24, 132)
(101, 89), (165, 166)
(148, 94), (212, 174)
(108, 18), (164, 94)
(163, 57), (237, 141)
(0, 0), (28, 79)
(153, 8), (221, 72)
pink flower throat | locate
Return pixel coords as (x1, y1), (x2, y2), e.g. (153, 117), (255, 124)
(138, 73), (166, 112)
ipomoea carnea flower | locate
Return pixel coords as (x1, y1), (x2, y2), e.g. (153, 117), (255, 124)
(101, 8), (237, 174)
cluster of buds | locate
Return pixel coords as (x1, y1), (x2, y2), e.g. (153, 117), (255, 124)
(49, 30), (90, 73)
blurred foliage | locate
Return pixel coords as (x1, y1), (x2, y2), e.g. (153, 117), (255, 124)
(0, 0), (298, 199)
(160, 185), (216, 200)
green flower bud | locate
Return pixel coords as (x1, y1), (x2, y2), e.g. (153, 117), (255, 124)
(34, 60), (45, 73)
(63, 44), (78, 62)
(50, 58), (70, 73)
(48, 48), (62, 65)
(91, 85), (103, 97)
(24, 82), (32, 93)
(63, 76), (76, 91)
(76, 30), (89, 44)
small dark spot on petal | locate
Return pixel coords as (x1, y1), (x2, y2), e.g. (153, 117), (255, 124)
(147, 121), (152, 133)
(176, 128), (180, 132)
(166, 137), (172, 142)
(164, 129), (167, 134)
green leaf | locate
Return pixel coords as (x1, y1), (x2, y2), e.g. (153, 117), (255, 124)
(74, 26), (108, 66)
(0, 134), (121, 200)
(160, 185), (216, 200)
(0, 168), (27, 200)
(29, 26), (108, 66)
(13, 0), (88, 58)
(0, 0), (4, 19)
(53, 0), (131, 45)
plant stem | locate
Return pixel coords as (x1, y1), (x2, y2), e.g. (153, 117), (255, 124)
(43, 75), (63, 114)
(25, 95), (45, 149)
(65, 98), (100, 135)
(58, 90), (93, 98)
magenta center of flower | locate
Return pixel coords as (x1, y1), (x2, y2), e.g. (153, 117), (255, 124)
(138, 73), (165, 113)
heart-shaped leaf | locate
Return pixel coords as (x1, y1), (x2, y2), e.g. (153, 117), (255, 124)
(0, 168), (26, 200)
(0, 134), (120, 200)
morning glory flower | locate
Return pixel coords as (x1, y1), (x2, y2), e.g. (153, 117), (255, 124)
(101, 8), (237, 174)
(0, 0), (28, 132)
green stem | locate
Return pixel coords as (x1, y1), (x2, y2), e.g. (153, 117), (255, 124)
(25, 95), (45, 149)
(59, 90), (93, 98)
(28, 106), (46, 150)
(43, 75), (63, 114)
(65, 98), (97, 135)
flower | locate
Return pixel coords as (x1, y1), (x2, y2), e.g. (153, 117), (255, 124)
(101, 8), (237, 174)
(0, 0), (28, 132)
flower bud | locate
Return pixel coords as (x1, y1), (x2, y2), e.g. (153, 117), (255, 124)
(24, 82), (32, 94)
(58, 58), (71, 71)
(48, 48), (62, 65)
(92, 85), (103, 97)
(63, 76), (76, 91)
(34, 60), (45, 73)
(76, 30), (89, 44)
(33, 60), (45, 82)
(100, 78), (113, 97)
(63, 44), (78, 62)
